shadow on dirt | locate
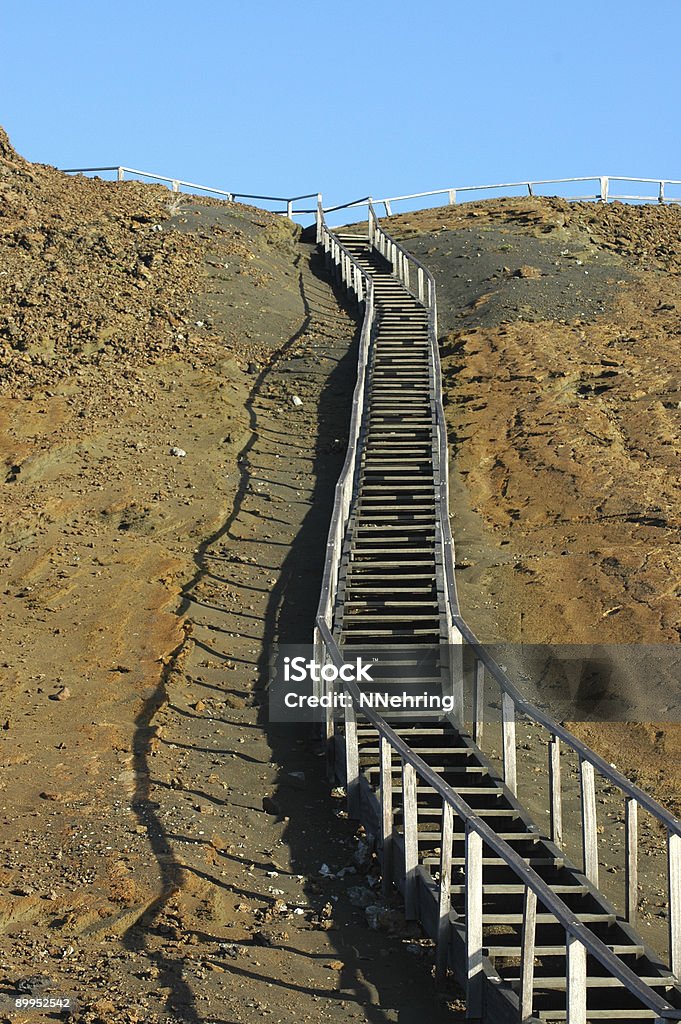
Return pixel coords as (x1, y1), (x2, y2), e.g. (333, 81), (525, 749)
(121, 242), (460, 1022)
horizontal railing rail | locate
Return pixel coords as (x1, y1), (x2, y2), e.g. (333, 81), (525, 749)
(61, 165), (319, 218)
(316, 619), (681, 1022)
(60, 166), (681, 223)
(323, 175), (681, 218)
(313, 197), (375, 700)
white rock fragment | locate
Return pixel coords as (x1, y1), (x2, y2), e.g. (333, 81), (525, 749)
(291, 395), (303, 408)
(170, 446), (187, 458)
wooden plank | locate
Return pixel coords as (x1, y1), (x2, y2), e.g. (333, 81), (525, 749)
(380, 736), (393, 895)
(501, 691), (517, 795)
(668, 829), (681, 978)
(402, 761), (419, 920)
(519, 886), (537, 1022)
(625, 797), (638, 925)
(580, 758), (599, 886)
(435, 801), (454, 983)
(473, 658), (484, 745)
(566, 932), (587, 1024)
(465, 826), (483, 1018)
(549, 735), (563, 847)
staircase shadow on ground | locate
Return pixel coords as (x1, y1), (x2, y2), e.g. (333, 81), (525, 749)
(257, 252), (463, 1023)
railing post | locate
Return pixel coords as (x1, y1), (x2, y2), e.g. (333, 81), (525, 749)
(669, 830), (681, 977)
(384, 199), (392, 216)
(465, 824), (483, 1018)
(447, 626), (464, 729)
(580, 758), (599, 886)
(659, 180), (666, 204)
(527, 182), (534, 197)
(316, 194), (323, 243)
(117, 167), (125, 182)
(566, 932), (587, 1024)
(402, 761), (419, 920)
(172, 180), (180, 193)
(286, 199), (293, 220)
(344, 694), (360, 818)
(473, 658), (484, 745)
(625, 797), (638, 925)
(435, 800), (454, 982)
(501, 691), (517, 796)
(519, 886), (537, 1022)
(549, 735), (563, 846)
(448, 189), (457, 205)
(417, 267), (424, 303)
(600, 176), (609, 202)
(380, 735), (394, 894)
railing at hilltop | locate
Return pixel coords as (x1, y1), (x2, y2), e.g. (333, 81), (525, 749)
(61, 168), (681, 223)
(331, 175), (681, 219)
(61, 165), (320, 219)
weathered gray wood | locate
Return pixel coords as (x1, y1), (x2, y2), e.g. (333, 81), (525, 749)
(473, 658), (484, 745)
(318, 615), (679, 1021)
(519, 885), (538, 1022)
(435, 800), (454, 983)
(447, 627), (464, 728)
(501, 691), (517, 795)
(566, 932), (587, 1024)
(549, 735), (563, 846)
(668, 829), (681, 978)
(402, 761), (418, 920)
(465, 825), (483, 1018)
(580, 758), (599, 886)
(380, 735), (394, 894)
(625, 797), (638, 925)
(345, 696), (360, 819)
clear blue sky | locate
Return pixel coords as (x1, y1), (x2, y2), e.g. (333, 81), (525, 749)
(1, 0), (679, 210)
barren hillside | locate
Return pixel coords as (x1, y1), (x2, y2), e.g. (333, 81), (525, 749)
(0, 132), (463, 1024)
(3, 126), (681, 1023)
(391, 196), (681, 810)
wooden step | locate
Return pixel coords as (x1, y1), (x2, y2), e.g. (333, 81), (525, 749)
(486, 943), (644, 958)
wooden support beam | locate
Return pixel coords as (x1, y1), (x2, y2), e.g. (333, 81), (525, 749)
(625, 797), (638, 925)
(380, 735), (394, 894)
(501, 691), (517, 796)
(465, 825), (483, 1018)
(435, 801), (454, 983)
(580, 758), (599, 886)
(519, 886), (537, 1022)
(402, 761), (418, 920)
(566, 933), (587, 1024)
(549, 735), (563, 846)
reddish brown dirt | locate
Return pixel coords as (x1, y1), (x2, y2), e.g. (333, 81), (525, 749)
(0, 131), (464, 1023)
